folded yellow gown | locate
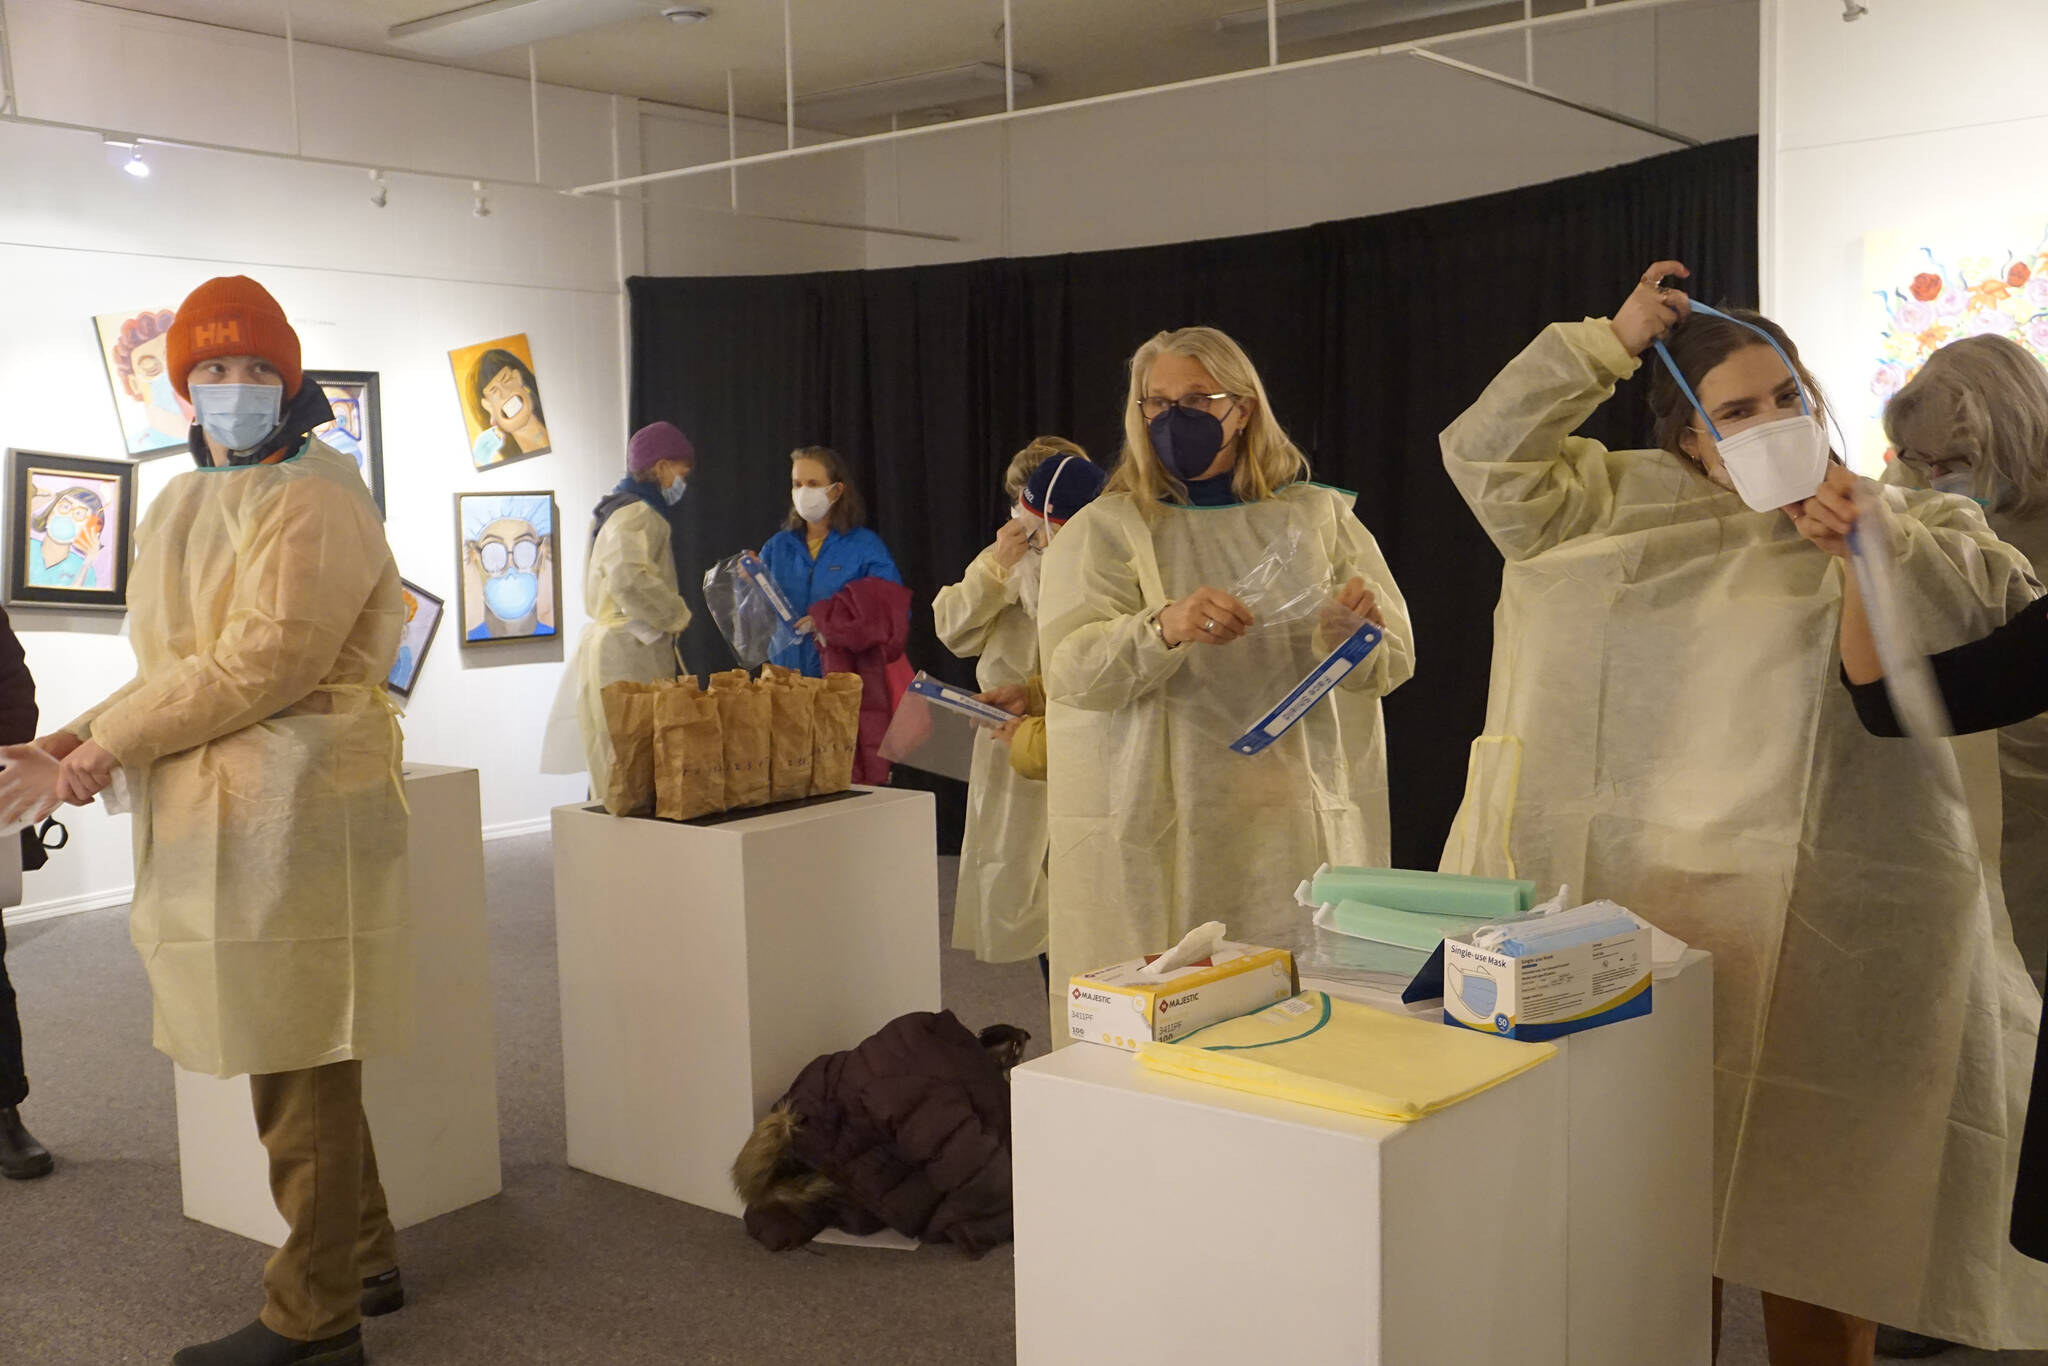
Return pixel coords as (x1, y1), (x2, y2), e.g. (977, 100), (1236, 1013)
(1137, 992), (1555, 1122)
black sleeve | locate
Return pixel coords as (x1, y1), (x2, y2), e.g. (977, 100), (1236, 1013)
(0, 608), (38, 745)
(1846, 594), (2048, 738)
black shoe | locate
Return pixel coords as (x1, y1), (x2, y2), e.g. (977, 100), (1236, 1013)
(360, 1269), (404, 1318)
(171, 1320), (363, 1366)
(0, 1106), (52, 1180)
(1875, 1325), (1958, 1359)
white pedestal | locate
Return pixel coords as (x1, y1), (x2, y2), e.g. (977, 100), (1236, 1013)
(1013, 953), (1714, 1366)
(551, 788), (941, 1217)
(172, 765), (502, 1245)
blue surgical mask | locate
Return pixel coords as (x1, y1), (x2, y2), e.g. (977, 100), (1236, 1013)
(46, 515), (79, 545)
(1932, 472), (1978, 500)
(1149, 406), (1228, 482)
(484, 570), (540, 622)
(148, 372), (182, 415)
(662, 478), (687, 506)
(190, 383), (284, 452)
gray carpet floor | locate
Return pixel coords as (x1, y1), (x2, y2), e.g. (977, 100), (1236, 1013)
(0, 835), (2037, 1365)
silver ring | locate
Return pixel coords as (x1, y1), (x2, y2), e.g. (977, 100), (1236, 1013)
(1203, 618), (1217, 634)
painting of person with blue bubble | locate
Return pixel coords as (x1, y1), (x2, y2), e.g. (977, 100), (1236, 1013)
(449, 335), (551, 471)
(94, 308), (192, 458)
(457, 492), (559, 645)
(6, 452), (134, 612)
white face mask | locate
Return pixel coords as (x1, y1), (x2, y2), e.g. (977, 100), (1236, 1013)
(1709, 413), (1831, 512)
(1654, 302), (1830, 513)
(793, 485), (835, 524)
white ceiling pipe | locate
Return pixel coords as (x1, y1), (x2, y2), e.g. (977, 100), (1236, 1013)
(567, 0), (1707, 197)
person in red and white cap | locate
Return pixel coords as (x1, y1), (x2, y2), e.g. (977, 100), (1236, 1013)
(0, 276), (410, 1366)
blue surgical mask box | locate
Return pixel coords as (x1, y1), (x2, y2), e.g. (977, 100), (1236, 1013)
(1067, 942), (1299, 1051)
(1441, 924), (1652, 1042)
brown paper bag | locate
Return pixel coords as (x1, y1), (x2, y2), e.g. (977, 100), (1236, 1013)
(600, 681), (660, 816)
(654, 682), (725, 821)
(711, 678), (773, 810)
(810, 673), (864, 796)
(760, 663), (801, 686)
(709, 668), (752, 693)
(764, 678), (819, 803)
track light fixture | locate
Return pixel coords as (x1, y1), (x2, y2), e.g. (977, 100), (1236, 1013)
(472, 180), (491, 218)
(369, 169), (388, 208)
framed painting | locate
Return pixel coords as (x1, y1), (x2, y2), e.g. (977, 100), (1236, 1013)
(448, 333), (550, 471)
(93, 307), (192, 459)
(389, 578), (445, 696)
(1861, 219), (2048, 473)
(306, 369), (385, 516)
(455, 491), (560, 647)
(6, 450), (136, 612)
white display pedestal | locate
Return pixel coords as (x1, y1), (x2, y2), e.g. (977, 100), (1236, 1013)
(172, 765), (501, 1245)
(552, 788), (941, 1217)
(1014, 952), (1714, 1366)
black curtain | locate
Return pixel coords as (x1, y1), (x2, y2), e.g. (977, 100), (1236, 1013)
(630, 136), (1758, 866)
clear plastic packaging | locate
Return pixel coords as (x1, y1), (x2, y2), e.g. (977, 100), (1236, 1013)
(1178, 528), (1382, 754)
(702, 551), (803, 670)
(877, 672), (1017, 783)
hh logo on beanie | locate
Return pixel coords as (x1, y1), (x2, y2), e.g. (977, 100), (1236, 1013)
(191, 317), (246, 350)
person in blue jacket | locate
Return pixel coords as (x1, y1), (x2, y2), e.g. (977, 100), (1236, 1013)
(758, 446), (901, 677)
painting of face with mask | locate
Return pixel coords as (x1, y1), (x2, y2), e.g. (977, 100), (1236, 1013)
(388, 579), (445, 696)
(6, 450), (135, 612)
(457, 491), (559, 646)
(94, 308), (193, 459)
(305, 369), (386, 517)
(449, 334), (551, 471)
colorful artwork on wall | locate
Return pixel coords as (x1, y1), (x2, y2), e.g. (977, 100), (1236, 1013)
(456, 491), (559, 646)
(94, 308), (192, 458)
(6, 450), (135, 612)
(449, 334), (551, 471)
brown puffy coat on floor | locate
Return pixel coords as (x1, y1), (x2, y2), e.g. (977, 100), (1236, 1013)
(733, 1011), (1023, 1256)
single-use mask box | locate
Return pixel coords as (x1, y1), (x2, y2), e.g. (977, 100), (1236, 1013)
(1067, 942), (1299, 1051)
(1442, 910), (1651, 1042)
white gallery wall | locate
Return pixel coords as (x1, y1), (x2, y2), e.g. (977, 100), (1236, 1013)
(860, 0), (1759, 269)
(0, 0), (641, 920)
(1765, 0), (2048, 470)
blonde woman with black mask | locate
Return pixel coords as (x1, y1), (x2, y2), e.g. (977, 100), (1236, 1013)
(1036, 326), (1413, 1036)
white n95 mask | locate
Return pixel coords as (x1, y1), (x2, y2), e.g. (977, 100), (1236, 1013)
(1654, 302), (1831, 513)
(1709, 413), (1831, 512)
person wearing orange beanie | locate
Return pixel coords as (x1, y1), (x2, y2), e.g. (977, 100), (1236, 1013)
(0, 276), (411, 1366)
(163, 275), (336, 469)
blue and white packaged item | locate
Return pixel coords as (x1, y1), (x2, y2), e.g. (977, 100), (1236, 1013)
(1443, 899), (1652, 1041)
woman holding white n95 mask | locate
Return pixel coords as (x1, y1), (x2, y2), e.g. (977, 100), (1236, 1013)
(1441, 260), (2048, 1364)
(1036, 326), (1413, 1041)
(933, 437), (1091, 971)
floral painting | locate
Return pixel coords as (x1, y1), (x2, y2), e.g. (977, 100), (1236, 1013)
(1864, 223), (2048, 473)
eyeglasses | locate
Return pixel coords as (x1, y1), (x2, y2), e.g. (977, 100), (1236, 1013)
(1897, 449), (1970, 480)
(477, 539), (540, 574)
(1137, 392), (1237, 421)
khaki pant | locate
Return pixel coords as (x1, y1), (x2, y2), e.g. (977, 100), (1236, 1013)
(1715, 1279), (1877, 1366)
(249, 1061), (397, 1342)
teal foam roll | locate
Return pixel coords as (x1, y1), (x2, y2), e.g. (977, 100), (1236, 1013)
(1311, 867), (1536, 918)
(1323, 901), (1494, 952)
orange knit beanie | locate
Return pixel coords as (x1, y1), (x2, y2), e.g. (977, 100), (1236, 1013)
(166, 276), (303, 401)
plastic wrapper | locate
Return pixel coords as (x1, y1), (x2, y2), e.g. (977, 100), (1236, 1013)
(1279, 916), (1433, 993)
(653, 681), (725, 821)
(764, 675), (821, 803)
(1175, 527), (1384, 754)
(810, 673), (864, 794)
(703, 552), (804, 670)
(599, 681), (660, 816)
(710, 672), (773, 810)
(879, 672), (1015, 783)
(1847, 480), (1958, 771)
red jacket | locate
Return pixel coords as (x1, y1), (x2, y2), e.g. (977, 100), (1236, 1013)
(811, 577), (913, 786)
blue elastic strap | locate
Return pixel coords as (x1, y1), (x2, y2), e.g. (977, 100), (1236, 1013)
(1649, 301), (1812, 442)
